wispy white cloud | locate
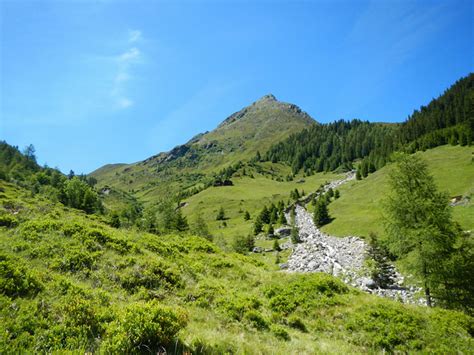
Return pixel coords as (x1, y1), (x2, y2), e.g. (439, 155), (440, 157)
(110, 35), (143, 109)
(128, 29), (142, 43)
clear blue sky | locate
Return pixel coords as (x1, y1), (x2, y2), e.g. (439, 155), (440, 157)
(1, 0), (473, 174)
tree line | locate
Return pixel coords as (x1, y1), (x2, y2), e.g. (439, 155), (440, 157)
(263, 73), (473, 175)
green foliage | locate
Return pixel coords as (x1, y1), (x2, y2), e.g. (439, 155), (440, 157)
(232, 235), (255, 254)
(313, 198), (331, 227)
(287, 315), (307, 332)
(191, 212), (212, 241)
(0, 213), (18, 228)
(244, 310), (269, 330)
(346, 303), (424, 351)
(52, 247), (98, 273)
(119, 260), (182, 292)
(399, 73), (474, 148)
(103, 301), (187, 353)
(253, 216), (263, 235)
(62, 177), (103, 214)
(271, 325), (290, 341)
(290, 224), (300, 244)
(0, 256), (42, 297)
(218, 294), (261, 321)
(216, 206), (225, 221)
(267, 223), (274, 237)
(384, 154), (462, 306)
(272, 239), (280, 252)
(265, 274), (348, 315)
(366, 233), (395, 288)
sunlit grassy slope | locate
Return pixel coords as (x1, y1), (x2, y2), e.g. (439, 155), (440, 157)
(1, 180), (472, 353)
(182, 167), (342, 241)
(322, 145), (474, 238)
(90, 95), (315, 203)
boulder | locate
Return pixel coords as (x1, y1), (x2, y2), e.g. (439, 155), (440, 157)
(275, 226), (291, 237)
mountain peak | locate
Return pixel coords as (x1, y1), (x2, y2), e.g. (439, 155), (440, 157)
(257, 94), (277, 103)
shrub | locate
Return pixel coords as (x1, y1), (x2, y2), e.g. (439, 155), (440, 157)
(103, 301), (187, 353)
(345, 303), (424, 352)
(0, 256), (42, 297)
(265, 274), (348, 315)
(0, 214), (18, 228)
(287, 315), (307, 332)
(271, 325), (290, 341)
(218, 295), (262, 321)
(52, 248), (97, 273)
(120, 260), (182, 292)
(244, 310), (269, 330)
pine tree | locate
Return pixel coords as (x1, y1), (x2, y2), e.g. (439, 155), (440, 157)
(192, 212), (212, 240)
(356, 166), (362, 180)
(278, 211), (287, 225)
(367, 233), (395, 288)
(174, 209), (189, 232)
(216, 206), (226, 221)
(291, 224), (300, 244)
(334, 189), (340, 199)
(253, 217), (263, 235)
(267, 223), (274, 237)
(273, 239), (280, 252)
(260, 206), (270, 224)
(313, 199), (330, 227)
(243, 211), (250, 221)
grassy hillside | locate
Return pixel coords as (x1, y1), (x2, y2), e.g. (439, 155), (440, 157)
(90, 95), (315, 204)
(182, 165), (341, 241)
(1, 180), (472, 353)
(322, 145), (474, 238)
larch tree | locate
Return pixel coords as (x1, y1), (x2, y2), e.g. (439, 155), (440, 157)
(383, 154), (458, 306)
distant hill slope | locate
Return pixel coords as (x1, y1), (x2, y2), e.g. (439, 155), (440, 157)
(90, 94), (316, 204)
(321, 145), (474, 238)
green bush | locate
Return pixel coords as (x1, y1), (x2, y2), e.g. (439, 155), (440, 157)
(271, 325), (290, 341)
(287, 315), (307, 332)
(218, 295), (262, 321)
(345, 303), (424, 352)
(120, 260), (182, 292)
(103, 301), (187, 353)
(52, 247), (98, 273)
(244, 310), (269, 330)
(265, 274), (348, 315)
(0, 256), (42, 297)
(0, 214), (18, 228)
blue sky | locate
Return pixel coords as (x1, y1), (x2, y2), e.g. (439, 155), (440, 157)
(1, 0), (473, 174)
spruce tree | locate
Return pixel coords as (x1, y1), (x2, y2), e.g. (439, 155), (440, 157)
(216, 207), (226, 221)
(253, 217), (263, 235)
(244, 211), (250, 221)
(313, 199), (330, 227)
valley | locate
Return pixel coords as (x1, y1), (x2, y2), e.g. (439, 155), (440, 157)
(1, 73), (473, 353)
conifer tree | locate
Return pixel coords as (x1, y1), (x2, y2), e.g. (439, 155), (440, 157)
(216, 207), (226, 221)
(244, 210), (250, 221)
(384, 154), (458, 306)
(313, 198), (330, 227)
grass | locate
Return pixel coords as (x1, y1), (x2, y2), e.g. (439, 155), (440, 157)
(322, 145), (474, 238)
(1, 174), (473, 352)
(182, 169), (341, 242)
